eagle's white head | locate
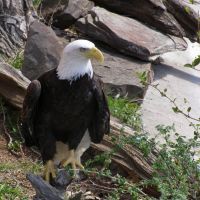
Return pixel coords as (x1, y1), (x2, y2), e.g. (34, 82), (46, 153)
(57, 39), (104, 81)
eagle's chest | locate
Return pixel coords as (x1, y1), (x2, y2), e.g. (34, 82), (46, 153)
(49, 79), (94, 115)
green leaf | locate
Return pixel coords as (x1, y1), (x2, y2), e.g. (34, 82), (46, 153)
(172, 107), (180, 113)
(187, 107), (191, 113)
(184, 6), (191, 14)
(192, 55), (200, 67)
(184, 64), (193, 68)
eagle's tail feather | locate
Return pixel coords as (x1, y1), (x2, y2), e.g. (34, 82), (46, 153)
(21, 80), (41, 147)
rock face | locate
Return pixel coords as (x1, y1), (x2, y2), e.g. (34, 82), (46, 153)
(22, 21), (63, 80)
(94, 48), (152, 98)
(76, 7), (187, 61)
(164, 0), (199, 39)
(141, 56), (200, 147)
(40, 0), (94, 28)
(93, 0), (185, 37)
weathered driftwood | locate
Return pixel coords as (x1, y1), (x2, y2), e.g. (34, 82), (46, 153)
(27, 170), (86, 200)
(0, 0), (35, 59)
(27, 170), (76, 200)
(0, 63), (30, 109)
(27, 173), (63, 200)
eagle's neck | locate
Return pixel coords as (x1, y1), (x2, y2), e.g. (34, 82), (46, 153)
(56, 55), (93, 82)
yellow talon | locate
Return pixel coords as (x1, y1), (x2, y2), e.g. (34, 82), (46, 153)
(61, 150), (84, 173)
(44, 160), (56, 182)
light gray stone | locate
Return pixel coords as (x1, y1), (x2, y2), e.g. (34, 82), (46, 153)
(141, 60), (200, 157)
(76, 7), (187, 61)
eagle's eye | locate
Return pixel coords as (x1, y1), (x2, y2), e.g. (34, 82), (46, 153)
(79, 47), (88, 52)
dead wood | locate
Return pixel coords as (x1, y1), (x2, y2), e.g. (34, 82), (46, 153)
(0, 0), (36, 59)
(0, 63), (30, 109)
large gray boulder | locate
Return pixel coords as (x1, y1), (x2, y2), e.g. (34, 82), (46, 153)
(141, 41), (200, 157)
(164, 0), (200, 39)
(94, 48), (152, 98)
(75, 7), (187, 61)
(22, 21), (63, 80)
(92, 0), (185, 37)
(40, 0), (94, 28)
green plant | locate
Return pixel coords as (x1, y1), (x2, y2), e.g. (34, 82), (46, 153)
(108, 96), (141, 131)
(84, 123), (200, 199)
(8, 50), (24, 69)
(184, 55), (200, 69)
(33, 0), (42, 9)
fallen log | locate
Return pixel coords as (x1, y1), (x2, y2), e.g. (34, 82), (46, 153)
(0, 63), (30, 109)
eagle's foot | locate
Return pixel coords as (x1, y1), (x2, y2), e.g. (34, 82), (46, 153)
(61, 150), (84, 173)
(44, 160), (56, 182)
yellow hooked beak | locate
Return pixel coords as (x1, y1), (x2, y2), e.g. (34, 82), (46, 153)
(85, 47), (104, 64)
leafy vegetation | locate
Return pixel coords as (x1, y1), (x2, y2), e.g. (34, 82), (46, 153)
(84, 123), (200, 199)
(184, 55), (200, 69)
(108, 96), (141, 131)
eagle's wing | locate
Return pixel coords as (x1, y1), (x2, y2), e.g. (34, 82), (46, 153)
(21, 80), (41, 146)
(89, 75), (110, 143)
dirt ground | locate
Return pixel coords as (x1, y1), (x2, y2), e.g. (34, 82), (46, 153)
(0, 135), (41, 199)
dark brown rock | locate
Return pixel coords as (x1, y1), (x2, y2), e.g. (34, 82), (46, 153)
(164, 0), (199, 40)
(76, 7), (187, 61)
(22, 21), (63, 80)
(92, 0), (185, 37)
(40, 0), (94, 28)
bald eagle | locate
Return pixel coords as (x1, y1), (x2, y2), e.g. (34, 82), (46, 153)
(21, 40), (110, 182)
